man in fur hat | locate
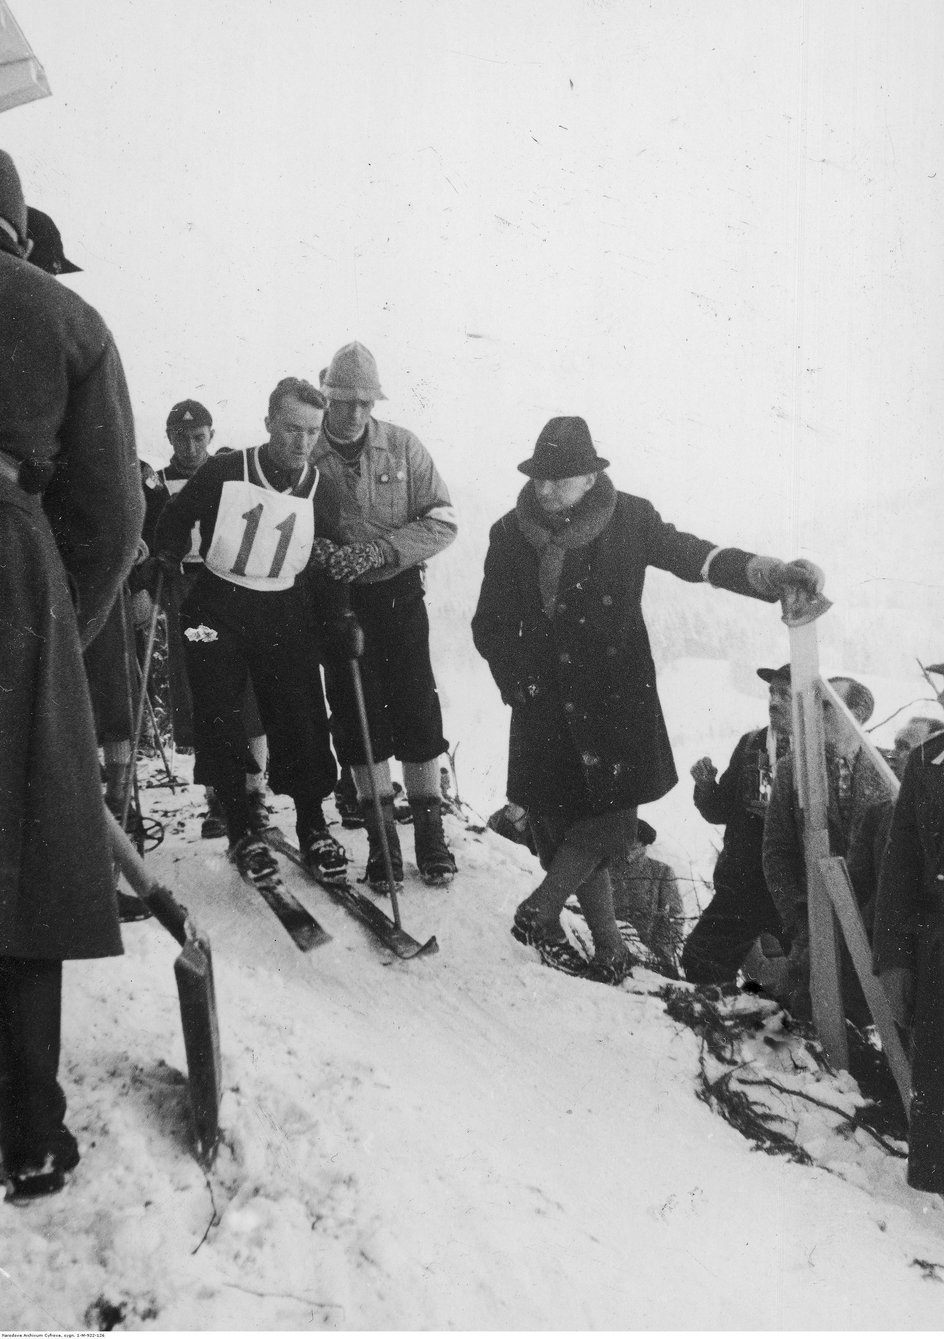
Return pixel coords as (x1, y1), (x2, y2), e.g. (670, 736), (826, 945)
(472, 415), (824, 984)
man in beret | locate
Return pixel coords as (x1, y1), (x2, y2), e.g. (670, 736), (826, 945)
(681, 664), (794, 988)
(472, 415), (824, 984)
(0, 151), (142, 1198)
(313, 343), (459, 889)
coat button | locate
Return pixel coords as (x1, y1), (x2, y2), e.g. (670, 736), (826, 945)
(396, 470), (405, 480)
(601, 595), (613, 606)
(559, 652), (571, 664)
(564, 702), (575, 713)
(380, 473), (389, 483)
(582, 752), (600, 766)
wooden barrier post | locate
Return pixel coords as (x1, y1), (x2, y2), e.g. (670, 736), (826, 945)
(787, 615), (848, 1068)
(819, 856), (911, 1113)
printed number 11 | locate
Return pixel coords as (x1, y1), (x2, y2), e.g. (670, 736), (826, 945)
(231, 504), (297, 578)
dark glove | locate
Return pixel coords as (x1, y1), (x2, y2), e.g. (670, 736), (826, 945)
(137, 552), (181, 599)
(310, 537), (340, 568)
(327, 540), (387, 583)
(327, 611), (365, 660)
(746, 555), (825, 599)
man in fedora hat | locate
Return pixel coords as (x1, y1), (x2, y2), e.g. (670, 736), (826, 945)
(0, 151), (142, 1198)
(312, 342), (459, 889)
(472, 414), (824, 984)
(681, 664), (794, 988)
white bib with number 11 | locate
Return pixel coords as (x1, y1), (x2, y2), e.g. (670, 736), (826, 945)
(205, 448), (317, 591)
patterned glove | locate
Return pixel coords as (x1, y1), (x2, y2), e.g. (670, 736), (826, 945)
(327, 540), (387, 583)
(309, 537), (340, 568)
(746, 555), (825, 599)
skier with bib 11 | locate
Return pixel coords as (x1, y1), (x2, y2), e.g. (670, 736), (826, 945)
(153, 377), (355, 887)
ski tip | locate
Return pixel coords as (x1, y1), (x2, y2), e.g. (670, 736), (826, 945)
(298, 926), (333, 952)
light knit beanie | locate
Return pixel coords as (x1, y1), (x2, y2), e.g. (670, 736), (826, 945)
(322, 342), (387, 401)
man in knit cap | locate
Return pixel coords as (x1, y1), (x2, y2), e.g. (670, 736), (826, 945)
(472, 415), (825, 984)
(0, 151), (142, 1198)
(313, 342), (459, 889)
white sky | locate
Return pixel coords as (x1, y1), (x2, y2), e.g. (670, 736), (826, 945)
(3, 0), (943, 602)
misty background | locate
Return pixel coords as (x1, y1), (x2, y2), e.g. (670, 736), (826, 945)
(3, 0), (943, 799)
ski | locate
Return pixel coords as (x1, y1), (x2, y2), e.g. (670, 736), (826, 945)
(234, 861), (332, 953)
(262, 827), (438, 960)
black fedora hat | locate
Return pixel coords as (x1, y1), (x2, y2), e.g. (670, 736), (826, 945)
(757, 663), (792, 684)
(26, 207), (81, 275)
(518, 416), (610, 479)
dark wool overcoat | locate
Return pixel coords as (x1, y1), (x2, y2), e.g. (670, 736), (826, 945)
(471, 484), (768, 816)
(0, 243), (141, 959)
(872, 734), (944, 1192)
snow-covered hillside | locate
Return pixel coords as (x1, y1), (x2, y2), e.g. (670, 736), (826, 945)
(5, 655), (944, 1332)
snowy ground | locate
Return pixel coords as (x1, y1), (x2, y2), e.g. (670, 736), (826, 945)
(4, 658), (944, 1331)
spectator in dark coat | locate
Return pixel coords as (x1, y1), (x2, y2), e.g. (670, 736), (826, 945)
(472, 415), (824, 984)
(681, 663), (793, 986)
(0, 153), (142, 1200)
(872, 729), (944, 1192)
(762, 676), (885, 1018)
(846, 716), (942, 939)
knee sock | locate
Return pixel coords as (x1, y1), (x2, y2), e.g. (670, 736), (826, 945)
(403, 758), (440, 803)
(523, 840), (605, 921)
(245, 735), (268, 794)
(103, 739), (133, 807)
(353, 761), (394, 804)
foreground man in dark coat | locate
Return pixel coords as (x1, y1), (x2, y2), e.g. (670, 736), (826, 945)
(471, 416), (823, 983)
(872, 730), (944, 1193)
(0, 152), (142, 1199)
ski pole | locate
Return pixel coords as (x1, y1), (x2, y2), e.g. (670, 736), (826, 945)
(116, 583), (145, 847)
(335, 587), (404, 930)
(124, 569), (166, 829)
(143, 685), (178, 793)
(348, 653), (404, 930)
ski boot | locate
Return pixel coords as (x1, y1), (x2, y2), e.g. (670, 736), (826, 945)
(298, 818), (348, 884)
(6, 1127), (80, 1203)
(510, 898), (567, 948)
(362, 798), (403, 893)
(201, 791), (227, 839)
(583, 945), (636, 986)
(229, 833), (279, 885)
(412, 797), (457, 886)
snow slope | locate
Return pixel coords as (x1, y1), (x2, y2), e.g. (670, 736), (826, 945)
(4, 731), (944, 1331)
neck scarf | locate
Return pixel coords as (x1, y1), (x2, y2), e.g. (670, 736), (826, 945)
(515, 473), (617, 617)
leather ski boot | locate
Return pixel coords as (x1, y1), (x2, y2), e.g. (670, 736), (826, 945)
(412, 796), (457, 886)
(363, 797), (403, 893)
